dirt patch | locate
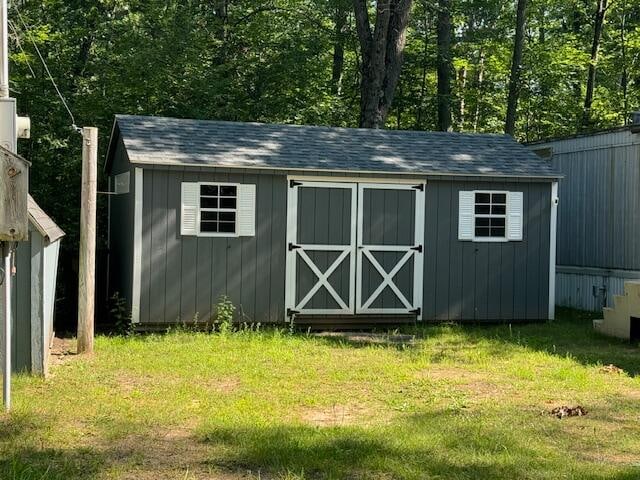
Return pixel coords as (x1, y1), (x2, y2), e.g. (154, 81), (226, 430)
(49, 337), (78, 367)
(203, 377), (241, 394)
(314, 331), (416, 346)
(418, 365), (512, 401)
(299, 404), (374, 427)
(94, 424), (262, 480)
(600, 364), (625, 375)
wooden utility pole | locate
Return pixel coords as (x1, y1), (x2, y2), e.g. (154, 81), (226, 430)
(77, 127), (97, 354)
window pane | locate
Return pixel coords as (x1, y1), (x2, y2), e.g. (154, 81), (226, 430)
(491, 217), (505, 227)
(201, 185), (218, 196)
(476, 217), (490, 227)
(201, 221), (219, 232)
(491, 205), (506, 215)
(220, 185), (237, 197)
(218, 222), (235, 233)
(475, 227), (490, 237)
(475, 204), (490, 214)
(491, 227), (506, 237)
(492, 193), (506, 204)
(201, 211), (218, 221)
(220, 198), (237, 209)
(475, 192), (490, 203)
(201, 197), (218, 208)
(219, 212), (236, 222)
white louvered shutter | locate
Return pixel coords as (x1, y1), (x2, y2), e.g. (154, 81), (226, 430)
(181, 182), (199, 236)
(507, 191), (524, 241)
(237, 184), (256, 237)
(458, 191), (475, 240)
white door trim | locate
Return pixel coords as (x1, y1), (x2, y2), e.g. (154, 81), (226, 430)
(355, 182), (425, 319)
(285, 181), (357, 317)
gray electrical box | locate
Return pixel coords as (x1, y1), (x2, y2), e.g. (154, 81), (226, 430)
(0, 146), (30, 242)
(0, 98), (17, 152)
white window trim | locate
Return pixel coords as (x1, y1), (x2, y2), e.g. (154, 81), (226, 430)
(197, 181), (240, 238)
(472, 190), (509, 243)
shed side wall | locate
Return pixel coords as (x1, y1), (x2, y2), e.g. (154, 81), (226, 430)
(133, 169), (550, 324)
(107, 139), (135, 314)
(0, 233), (32, 372)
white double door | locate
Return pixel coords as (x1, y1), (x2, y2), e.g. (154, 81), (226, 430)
(285, 180), (424, 319)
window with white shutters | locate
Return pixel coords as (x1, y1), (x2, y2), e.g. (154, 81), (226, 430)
(458, 190), (523, 242)
(181, 182), (255, 237)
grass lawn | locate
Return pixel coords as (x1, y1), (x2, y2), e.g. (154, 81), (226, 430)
(1, 310), (639, 479)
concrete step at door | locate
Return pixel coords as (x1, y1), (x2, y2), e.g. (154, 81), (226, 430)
(613, 294), (629, 312)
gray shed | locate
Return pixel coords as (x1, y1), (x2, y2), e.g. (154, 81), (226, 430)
(529, 120), (640, 311)
(0, 195), (64, 374)
(105, 115), (560, 328)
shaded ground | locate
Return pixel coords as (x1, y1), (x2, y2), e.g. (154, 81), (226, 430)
(1, 312), (639, 479)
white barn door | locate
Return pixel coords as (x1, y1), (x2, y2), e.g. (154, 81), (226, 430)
(285, 180), (424, 319)
(355, 183), (425, 319)
(285, 181), (357, 315)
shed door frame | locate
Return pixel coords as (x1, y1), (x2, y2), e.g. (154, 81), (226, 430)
(285, 177), (425, 320)
(355, 183), (425, 320)
(285, 181), (358, 315)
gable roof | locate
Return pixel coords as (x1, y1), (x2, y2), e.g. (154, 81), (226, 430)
(108, 115), (559, 179)
(28, 195), (65, 244)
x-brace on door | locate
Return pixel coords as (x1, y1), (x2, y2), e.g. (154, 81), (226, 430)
(285, 181), (357, 315)
(285, 180), (424, 320)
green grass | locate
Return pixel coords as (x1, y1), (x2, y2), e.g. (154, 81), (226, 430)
(1, 310), (639, 479)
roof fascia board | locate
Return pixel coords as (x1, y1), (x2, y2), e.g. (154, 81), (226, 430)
(128, 159), (561, 180)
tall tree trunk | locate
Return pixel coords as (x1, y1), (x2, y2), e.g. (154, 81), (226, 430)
(582, 0), (608, 128)
(436, 0), (452, 131)
(353, 0), (413, 128)
(473, 50), (485, 132)
(457, 66), (467, 130)
(620, 0), (628, 124)
(332, 7), (348, 95)
(505, 0), (528, 136)
(415, 7), (431, 129)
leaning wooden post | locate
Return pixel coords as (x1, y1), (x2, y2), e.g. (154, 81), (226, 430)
(77, 127), (97, 354)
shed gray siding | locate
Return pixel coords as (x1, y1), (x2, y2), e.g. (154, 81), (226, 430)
(107, 137), (136, 314)
(120, 167), (551, 324)
(0, 224), (62, 373)
(533, 129), (640, 271)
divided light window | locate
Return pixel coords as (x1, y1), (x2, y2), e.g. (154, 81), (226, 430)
(200, 184), (237, 234)
(474, 192), (506, 238)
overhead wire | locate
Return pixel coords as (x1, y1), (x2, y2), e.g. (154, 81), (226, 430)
(13, 4), (81, 133)
(7, 19), (35, 78)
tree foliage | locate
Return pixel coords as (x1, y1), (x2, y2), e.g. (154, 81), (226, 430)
(6, 0), (640, 324)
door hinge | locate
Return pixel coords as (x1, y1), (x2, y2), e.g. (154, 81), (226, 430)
(287, 308), (300, 317)
(412, 184), (424, 191)
(288, 242), (301, 251)
(411, 245), (423, 253)
(289, 180), (302, 188)
(410, 307), (421, 316)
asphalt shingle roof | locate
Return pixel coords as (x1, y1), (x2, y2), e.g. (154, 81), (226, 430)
(28, 195), (65, 244)
(112, 115), (559, 178)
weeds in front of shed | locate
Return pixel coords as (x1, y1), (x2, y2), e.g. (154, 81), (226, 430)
(109, 292), (133, 336)
(215, 295), (236, 334)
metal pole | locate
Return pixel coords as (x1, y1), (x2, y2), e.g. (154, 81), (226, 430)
(77, 127), (97, 354)
(0, 0), (8, 98)
(2, 242), (10, 411)
(1, 0), (11, 411)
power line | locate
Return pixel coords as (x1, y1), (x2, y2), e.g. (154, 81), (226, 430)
(13, 5), (81, 133)
(7, 19), (35, 78)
